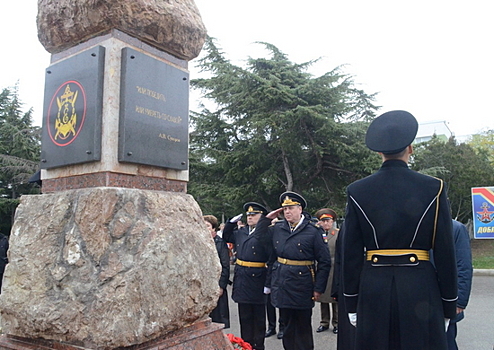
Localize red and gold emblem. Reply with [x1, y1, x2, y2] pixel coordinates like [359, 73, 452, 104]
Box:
[47, 80, 87, 146]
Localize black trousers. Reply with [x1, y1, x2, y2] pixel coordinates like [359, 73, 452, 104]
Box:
[279, 308, 314, 350]
[238, 303, 266, 350]
[266, 294, 284, 331]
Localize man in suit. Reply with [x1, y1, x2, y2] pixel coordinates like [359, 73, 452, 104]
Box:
[342, 110, 458, 349]
[261, 192, 331, 350]
[223, 202, 272, 350]
[447, 220, 473, 350]
[314, 208, 339, 334]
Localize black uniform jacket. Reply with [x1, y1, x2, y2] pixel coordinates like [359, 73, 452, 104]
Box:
[261, 216, 331, 310]
[342, 160, 457, 348]
[223, 217, 273, 304]
[331, 224, 356, 350]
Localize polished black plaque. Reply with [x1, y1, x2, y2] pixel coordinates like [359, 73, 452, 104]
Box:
[119, 48, 189, 170]
[40, 46, 105, 169]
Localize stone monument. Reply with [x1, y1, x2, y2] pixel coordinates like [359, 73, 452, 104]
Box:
[0, 1, 233, 349]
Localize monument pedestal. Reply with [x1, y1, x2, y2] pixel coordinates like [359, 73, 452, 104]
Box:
[0, 2, 225, 349]
[0, 188, 222, 348]
[0, 319, 234, 350]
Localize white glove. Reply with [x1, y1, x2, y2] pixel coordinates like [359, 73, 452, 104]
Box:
[263, 287, 271, 294]
[230, 214, 243, 223]
[444, 318, 450, 332]
[348, 313, 357, 327]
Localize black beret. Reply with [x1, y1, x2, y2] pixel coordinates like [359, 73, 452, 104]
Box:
[365, 110, 418, 154]
[243, 202, 268, 215]
[279, 191, 307, 210]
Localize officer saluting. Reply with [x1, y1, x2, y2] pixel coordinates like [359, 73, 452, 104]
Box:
[261, 192, 331, 350]
[223, 202, 272, 350]
[342, 110, 458, 349]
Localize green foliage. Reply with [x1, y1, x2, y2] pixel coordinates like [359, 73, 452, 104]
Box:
[471, 240, 494, 269]
[0, 85, 41, 235]
[473, 255, 494, 269]
[411, 135, 494, 222]
[189, 37, 380, 219]
[468, 129, 494, 166]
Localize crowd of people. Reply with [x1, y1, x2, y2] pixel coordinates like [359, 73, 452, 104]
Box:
[203, 110, 473, 350]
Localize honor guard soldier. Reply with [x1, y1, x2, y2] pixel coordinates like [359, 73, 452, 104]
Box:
[342, 110, 458, 350]
[260, 192, 331, 350]
[223, 202, 272, 350]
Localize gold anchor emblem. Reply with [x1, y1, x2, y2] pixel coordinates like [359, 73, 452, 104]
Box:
[54, 84, 78, 140]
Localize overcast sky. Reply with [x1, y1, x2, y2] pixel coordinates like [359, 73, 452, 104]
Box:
[1, 0, 493, 138]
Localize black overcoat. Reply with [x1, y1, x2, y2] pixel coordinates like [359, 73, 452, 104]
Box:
[210, 235, 230, 328]
[331, 225, 356, 350]
[0, 234, 8, 292]
[223, 218, 273, 304]
[263, 216, 331, 310]
[342, 159, 457, 350]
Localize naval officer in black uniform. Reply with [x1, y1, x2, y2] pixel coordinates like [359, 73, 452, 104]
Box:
[342, 110, 458, 350]
[261, 192, 331, 350]
[223, 202, 272, 350]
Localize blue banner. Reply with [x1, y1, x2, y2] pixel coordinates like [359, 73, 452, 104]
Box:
[471, 187, 494, 239]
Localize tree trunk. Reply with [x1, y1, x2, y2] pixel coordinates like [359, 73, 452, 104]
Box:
[282, 149, 294, 191]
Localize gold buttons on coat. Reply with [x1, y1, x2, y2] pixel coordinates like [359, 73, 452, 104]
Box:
[373, 257, 378, 263]
[410, 256, 416, 263]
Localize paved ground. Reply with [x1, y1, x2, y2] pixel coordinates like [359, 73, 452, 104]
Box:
[457, 274, 494, 350]
[222, 270, 494, 350]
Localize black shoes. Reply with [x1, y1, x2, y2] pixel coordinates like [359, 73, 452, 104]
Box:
[265, 328, 276, 337]
[277, 330, 284, 339]
[316, 325, 329, 333]
[333, 326, 338, 334]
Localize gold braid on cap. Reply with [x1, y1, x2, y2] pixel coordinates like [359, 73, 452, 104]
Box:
[282, 196, 300, 207]
[246, 206, 262, 214]
[319, 213, 334, 220]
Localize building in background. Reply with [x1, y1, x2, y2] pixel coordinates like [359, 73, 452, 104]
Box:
[414, 121, 452, 143]
[414, 120, 472, 144]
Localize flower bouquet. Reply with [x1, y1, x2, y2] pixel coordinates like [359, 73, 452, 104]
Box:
[226, 333, 252, 350]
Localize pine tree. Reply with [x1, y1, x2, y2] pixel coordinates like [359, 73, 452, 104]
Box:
[0, 85, 41, 235]
[189, 37, 380, 218]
